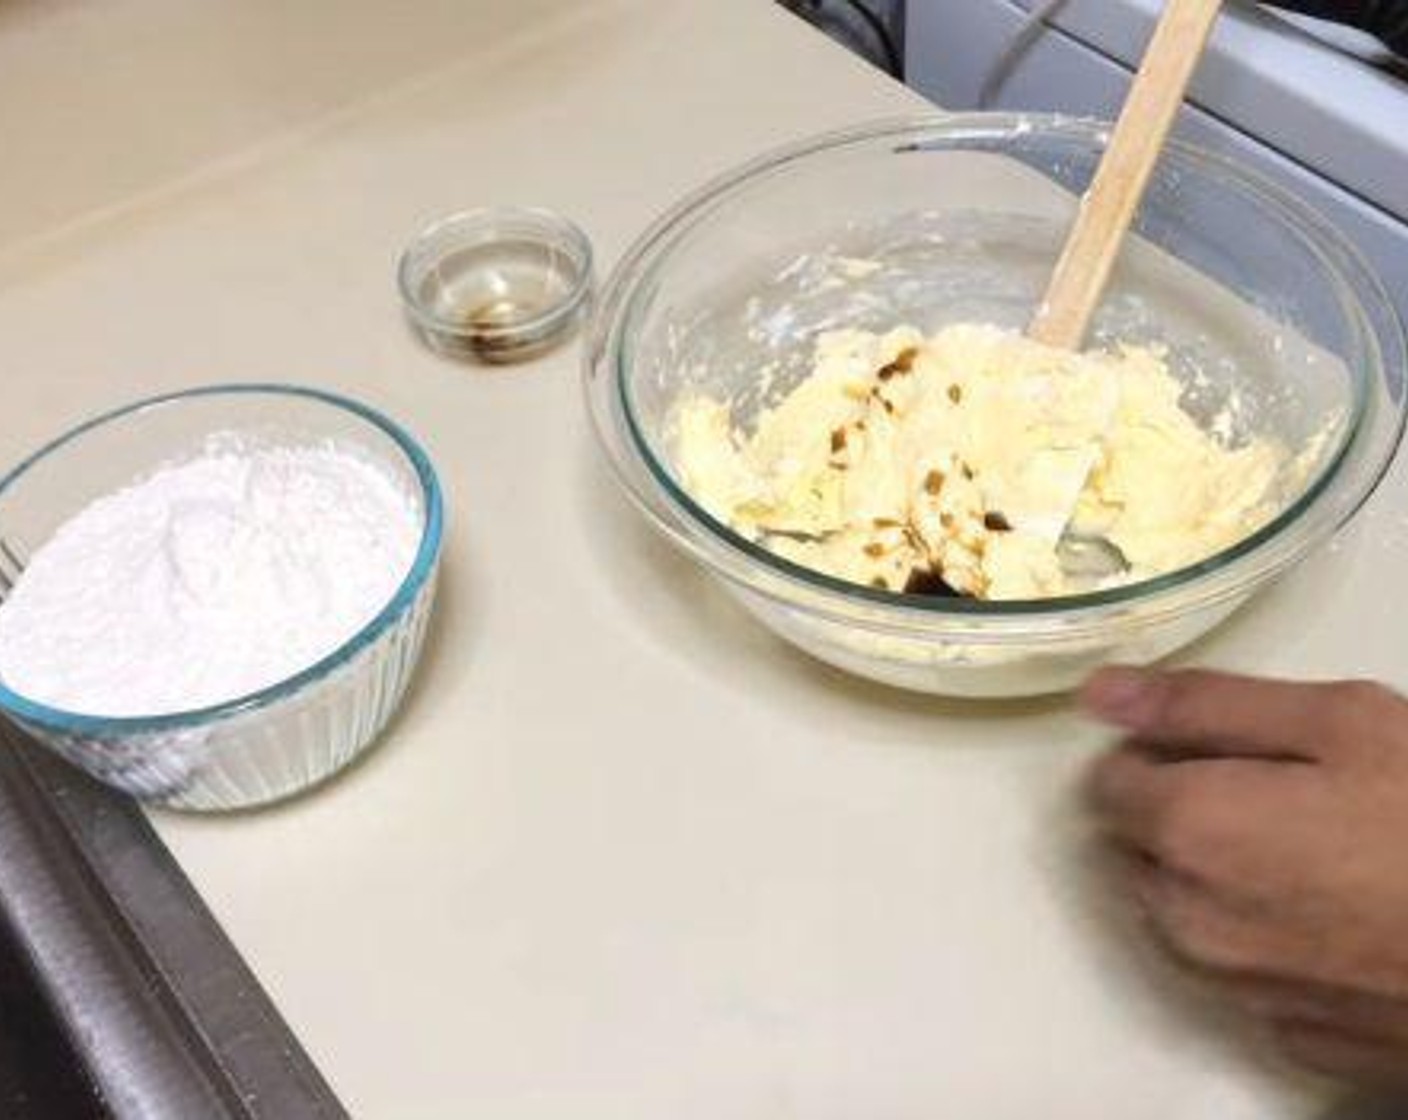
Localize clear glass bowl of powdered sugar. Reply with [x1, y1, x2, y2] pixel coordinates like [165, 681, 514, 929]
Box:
[0, 384, 443, 810]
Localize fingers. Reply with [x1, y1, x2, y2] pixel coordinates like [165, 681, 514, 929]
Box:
[1269, 1019, 1408, 1088]
[1120, 853, 1285, 974]
[1116, 857, 1408, 1084]
[1088, 744, 1301, 883]
[1085, 667, 1408, 1085]
[1224, 973, 1408, 1043]
[1080, 666, 1383, 761]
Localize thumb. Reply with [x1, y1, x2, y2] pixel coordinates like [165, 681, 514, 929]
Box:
[1080, 666, 1334, 761]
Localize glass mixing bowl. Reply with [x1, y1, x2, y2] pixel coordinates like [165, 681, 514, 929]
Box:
[586, 115, 1407, 698]
[0, 385, 443, 809]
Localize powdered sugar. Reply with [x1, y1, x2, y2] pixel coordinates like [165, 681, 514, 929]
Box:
[0, 440, 420, 717]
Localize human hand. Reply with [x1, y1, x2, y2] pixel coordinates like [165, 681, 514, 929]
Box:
[1083, 667, 1408, 1087]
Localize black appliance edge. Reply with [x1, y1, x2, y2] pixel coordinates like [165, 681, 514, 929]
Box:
[0, 722, 347, 1119]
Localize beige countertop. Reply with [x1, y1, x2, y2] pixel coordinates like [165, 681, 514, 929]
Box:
[2, 1, 1403, 1115]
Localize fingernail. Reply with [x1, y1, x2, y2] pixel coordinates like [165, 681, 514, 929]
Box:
[1081, 667, 1157, 729]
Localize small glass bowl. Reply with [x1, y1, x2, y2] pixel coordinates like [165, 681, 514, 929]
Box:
[398, 207, 594, 363]
[0, 385, 444, 810]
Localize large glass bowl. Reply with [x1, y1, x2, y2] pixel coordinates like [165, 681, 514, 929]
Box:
[586, 115, 1406, 698]
[0, 385, 443, 809]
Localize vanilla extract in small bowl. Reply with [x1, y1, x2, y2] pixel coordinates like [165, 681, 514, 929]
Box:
[398, 207, 593, 364]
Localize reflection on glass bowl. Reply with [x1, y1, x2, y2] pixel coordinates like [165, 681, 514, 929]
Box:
[585, 115, 1407, 698]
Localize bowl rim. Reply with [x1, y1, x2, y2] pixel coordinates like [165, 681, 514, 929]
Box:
[396, 204, 595, 343]
[589, 112, 1407, 635]
[0, 383, 445, 734]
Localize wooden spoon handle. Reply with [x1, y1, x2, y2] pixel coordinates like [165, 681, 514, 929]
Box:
[1028, 0, 1223, 351]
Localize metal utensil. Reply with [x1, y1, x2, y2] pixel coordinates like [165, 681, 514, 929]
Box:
[1056, 530, 1130, 580]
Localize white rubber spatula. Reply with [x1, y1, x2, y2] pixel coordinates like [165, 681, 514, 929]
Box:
[1022, 0, 1224, 573]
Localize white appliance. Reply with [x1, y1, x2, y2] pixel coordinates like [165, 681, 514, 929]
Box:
[905, 0, 1408, 332]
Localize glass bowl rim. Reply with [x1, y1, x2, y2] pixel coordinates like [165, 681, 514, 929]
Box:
[0, 382, 445, 734]
[396, 204, 595, 342]
[594, 112, 1404, 626]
